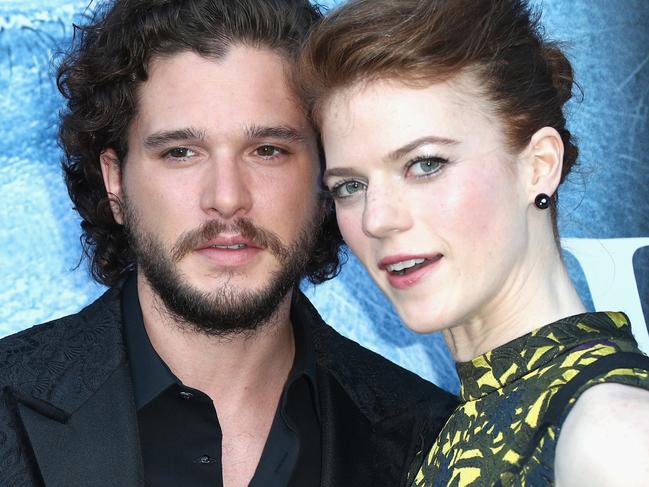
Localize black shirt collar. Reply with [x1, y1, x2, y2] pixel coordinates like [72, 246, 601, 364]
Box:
[122, 274, 176, 409]
[121, 273, 319, 412]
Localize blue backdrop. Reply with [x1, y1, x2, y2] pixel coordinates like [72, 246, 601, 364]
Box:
[1, 0, 648, 394]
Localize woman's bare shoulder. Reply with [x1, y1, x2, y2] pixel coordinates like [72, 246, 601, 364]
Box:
[554, 382, 649, 486]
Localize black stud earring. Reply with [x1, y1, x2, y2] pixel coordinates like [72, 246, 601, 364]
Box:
[534, 193, 551, 210]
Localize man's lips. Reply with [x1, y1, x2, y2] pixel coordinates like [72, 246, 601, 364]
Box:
[193, 235, 264, 267]
[196, 236, 261, 251]
[171, 218, 286, 263]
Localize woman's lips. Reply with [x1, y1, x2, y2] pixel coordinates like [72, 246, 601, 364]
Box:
[380, 254, 443, 290]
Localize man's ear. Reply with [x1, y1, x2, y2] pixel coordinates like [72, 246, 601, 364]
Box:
[99, 148, 125, 224]
[523, 126, 564, 204]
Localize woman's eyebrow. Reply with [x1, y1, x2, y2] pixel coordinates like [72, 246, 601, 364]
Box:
[323, 135, 459, 182]
[322, 166, 364, 182]
[386, 135, 459, 161]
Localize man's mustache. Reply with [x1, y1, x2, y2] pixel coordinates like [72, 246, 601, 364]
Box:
[171, 218, 288, 263]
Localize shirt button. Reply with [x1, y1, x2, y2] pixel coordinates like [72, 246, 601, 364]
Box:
[194, 455, 216, 464]
[179, 391, 193, 400]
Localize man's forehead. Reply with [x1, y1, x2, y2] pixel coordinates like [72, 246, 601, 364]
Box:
[142, 47, 292, 91]
[131, 48, 312, 141]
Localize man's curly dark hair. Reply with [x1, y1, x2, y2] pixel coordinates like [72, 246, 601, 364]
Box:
[57, 0, 344, 288]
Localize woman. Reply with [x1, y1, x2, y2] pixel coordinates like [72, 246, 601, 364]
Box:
[298, 0, 649, 484]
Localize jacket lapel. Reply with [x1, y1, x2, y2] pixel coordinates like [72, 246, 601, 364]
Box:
[319, 370, 433, 487]
[15, 363, 143, 487]
[2, 288, 145, 486]
[300, 291, 457, 487]
[318, 371, 375, 487]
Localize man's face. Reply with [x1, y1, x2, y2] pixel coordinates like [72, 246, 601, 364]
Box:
[102, 47, 322, 334]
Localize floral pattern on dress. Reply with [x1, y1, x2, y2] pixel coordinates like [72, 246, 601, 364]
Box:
[409, 312, 649, 487]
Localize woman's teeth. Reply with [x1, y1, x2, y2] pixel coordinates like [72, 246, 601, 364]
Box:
[386, 258, 427, 274]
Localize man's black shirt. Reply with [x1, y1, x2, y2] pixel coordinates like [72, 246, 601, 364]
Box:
[121, 275, 322, 486]
[0, 279, 458, 486]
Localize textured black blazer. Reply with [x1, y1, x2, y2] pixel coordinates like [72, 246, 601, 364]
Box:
[0, 287, 457, 487]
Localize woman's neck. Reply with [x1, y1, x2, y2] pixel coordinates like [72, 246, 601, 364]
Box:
[444, 244, 587, 362]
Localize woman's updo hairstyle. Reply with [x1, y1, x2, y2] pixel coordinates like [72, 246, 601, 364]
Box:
[298, 0, 578, 227]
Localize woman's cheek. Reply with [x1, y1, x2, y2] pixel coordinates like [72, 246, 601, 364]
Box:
[336, 206, 366, 252]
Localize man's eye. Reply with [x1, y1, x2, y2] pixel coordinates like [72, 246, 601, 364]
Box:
[330, 180, 366, 199]
[255, 145, 284, 158]
[165, 147, 196, 159]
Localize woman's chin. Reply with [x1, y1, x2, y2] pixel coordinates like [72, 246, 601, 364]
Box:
[398, 308, 450, 335]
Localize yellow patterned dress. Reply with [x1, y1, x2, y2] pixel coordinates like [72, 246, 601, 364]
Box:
[409, 312, 649, 486]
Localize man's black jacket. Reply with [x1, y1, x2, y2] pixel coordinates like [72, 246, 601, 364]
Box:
[0, 287, 457, 487]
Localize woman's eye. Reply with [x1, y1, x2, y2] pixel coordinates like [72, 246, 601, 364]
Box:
[255, 145, 284, 158]
[407, 157, 446, 177]
[165, 147, 196, 160]
[331, 180, 366, 199]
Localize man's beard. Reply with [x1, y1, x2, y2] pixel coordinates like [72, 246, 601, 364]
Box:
[122, 199, 320, 337]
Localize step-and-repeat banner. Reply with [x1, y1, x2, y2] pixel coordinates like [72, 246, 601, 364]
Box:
[1, 0, 647, 393]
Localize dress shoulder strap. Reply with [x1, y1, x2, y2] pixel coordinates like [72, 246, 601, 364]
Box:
[541, 351, 649, 428]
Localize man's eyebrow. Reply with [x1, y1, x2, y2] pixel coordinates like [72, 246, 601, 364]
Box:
[244, 124, 307, 143]
[387, 135, 459, 161]
[143, 127, 206, 150]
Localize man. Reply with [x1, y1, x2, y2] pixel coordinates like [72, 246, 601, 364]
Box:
[0, 1, 456, 486]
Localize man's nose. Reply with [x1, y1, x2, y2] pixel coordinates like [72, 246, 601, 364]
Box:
[200, 156, 253, 219]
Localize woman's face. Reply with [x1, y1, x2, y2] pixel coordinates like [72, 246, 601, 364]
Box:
[320, 75, 531, 333]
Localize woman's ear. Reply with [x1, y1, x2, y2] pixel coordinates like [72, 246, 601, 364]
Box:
[523, 126, 564, 204]
[99, 148, 125, 224]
